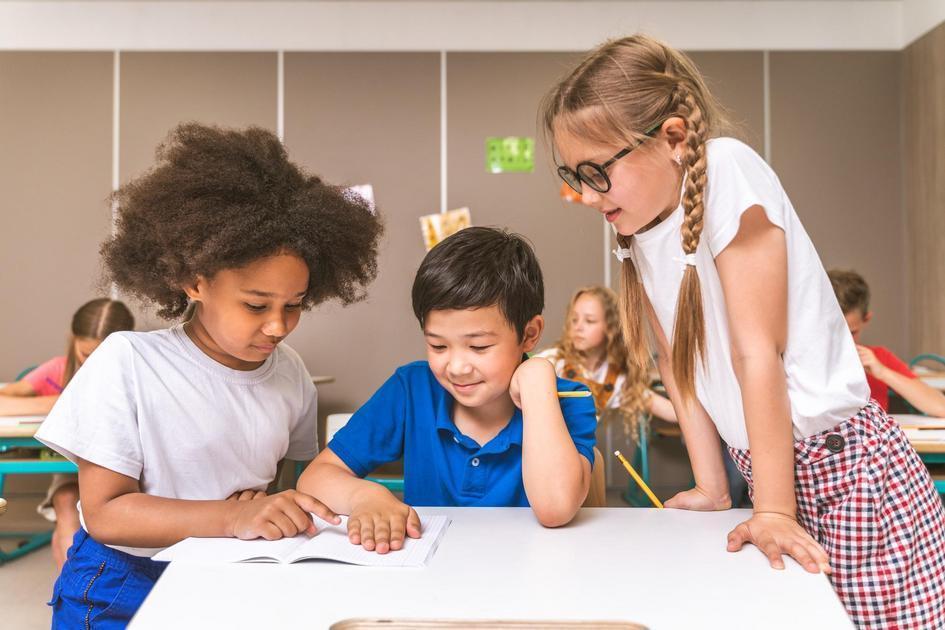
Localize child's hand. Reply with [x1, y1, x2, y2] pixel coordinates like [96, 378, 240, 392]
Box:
[228, 489, 340, 541]
[856, 345, 885, 377]
[509, 357, 557, 409]
[664, 487, 731, 511]
[227, 489, 267, 501]
[727, 511, 832, 574]
[348, 488, 422, 554]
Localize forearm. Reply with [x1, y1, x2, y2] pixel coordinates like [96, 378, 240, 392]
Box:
[83, 493, 241, 548]
[878, 368, 945, 417]
[297, 455, 395, 515]
[657, 357, 728, 500]
[521, 385, 588, 527]
[734, 354, 796, 516]
[646, 389, 677, 422]
[0, 394, 58, 416]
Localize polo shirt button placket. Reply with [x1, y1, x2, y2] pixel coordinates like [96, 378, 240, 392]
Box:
[471, 457, 480, 467]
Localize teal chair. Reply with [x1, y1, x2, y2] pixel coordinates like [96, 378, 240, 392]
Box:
[13, 365, 36, 382]
[909, 353, 945, 372]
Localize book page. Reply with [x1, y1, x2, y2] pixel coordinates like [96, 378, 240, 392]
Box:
[153, 533, 305, 564]
[153, 514, 451, 566]
[287, 515, 450, 567]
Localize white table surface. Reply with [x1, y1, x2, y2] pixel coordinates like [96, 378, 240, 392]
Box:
[130, 507, 851, 630]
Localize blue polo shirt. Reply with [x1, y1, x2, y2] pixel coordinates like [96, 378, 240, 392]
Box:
[328, 361, 597, 507]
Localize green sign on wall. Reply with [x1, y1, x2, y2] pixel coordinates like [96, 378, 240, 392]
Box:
[485, 136, 535, 173]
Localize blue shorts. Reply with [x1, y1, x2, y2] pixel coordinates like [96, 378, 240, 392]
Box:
[49, 528, 168, 629]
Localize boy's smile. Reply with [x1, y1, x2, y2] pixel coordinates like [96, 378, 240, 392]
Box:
[424, 305, 543, 436]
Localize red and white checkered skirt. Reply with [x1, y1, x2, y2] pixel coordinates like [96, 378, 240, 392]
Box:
[728, 401, 945, 629]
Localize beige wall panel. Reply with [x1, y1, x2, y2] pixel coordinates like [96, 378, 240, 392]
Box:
[118, 52, 277, 329]
[284, 53, 440, 425]
[688, 51, 765, 154]
[0, 52, 112, 380]
[446, 52, 589, 350]
[771, 52, 904, 356]
[904, 22, 945, 358]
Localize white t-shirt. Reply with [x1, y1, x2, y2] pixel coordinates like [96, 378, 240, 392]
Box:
[629, 137, 869, 450]
[36, 325, 318, 556]
[535, 348, 627, 410]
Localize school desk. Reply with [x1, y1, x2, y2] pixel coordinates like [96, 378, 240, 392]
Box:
[895, 414, 945, 494]
[130, 507, 852, 630]
[0, 414, 76, 563]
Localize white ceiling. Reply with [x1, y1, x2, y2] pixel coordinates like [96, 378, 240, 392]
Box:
[0, 1, 941, 51]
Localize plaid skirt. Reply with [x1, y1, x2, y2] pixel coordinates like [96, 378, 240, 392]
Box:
[728, 401, 945, 629]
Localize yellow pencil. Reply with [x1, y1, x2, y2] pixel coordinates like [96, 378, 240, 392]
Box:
[556, 391, 592, 398]
[614, 450, 664, 508]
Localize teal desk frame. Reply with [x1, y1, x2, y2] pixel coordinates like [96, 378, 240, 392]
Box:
[0, 435, 76, 564]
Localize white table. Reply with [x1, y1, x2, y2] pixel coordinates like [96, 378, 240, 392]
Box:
[131, 507, 851, 630]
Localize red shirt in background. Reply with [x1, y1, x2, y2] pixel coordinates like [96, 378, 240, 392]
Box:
[865, 346, 916, 411]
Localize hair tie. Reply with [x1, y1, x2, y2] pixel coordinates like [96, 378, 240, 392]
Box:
[672, 253, 697, 267]
[612, 247, 633, 263]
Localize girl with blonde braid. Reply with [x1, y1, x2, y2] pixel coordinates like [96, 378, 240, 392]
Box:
[541, 34, 944, 628]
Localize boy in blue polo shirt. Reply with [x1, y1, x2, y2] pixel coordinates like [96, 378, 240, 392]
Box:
[299, 227, 597, 553]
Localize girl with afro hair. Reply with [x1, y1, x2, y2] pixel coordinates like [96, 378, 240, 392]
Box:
[37, 122, 383, 627]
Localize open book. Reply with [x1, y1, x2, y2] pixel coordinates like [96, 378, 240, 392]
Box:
[152, 515, 450, 567]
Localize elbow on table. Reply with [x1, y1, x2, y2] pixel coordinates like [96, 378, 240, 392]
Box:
[531, 501, 580, 528]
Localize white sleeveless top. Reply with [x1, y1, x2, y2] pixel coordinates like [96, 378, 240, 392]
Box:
[629, 138, 869, 450]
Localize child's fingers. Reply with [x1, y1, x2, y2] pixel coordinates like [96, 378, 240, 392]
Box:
[373, 519, 391, 555]
[258, 522, 284, 541]
[389, 518, 407, 551]
[759, 535, 784, 570]
[347, 516, 362, 544]
[805, 539, 833, 574]
[282, 501, 316, 536]
[359, 519, 376, 551]
[269, 510, 301, 538]
[239, 490, 258, 501]
[788, 542, 819, 573]
[406, 508, 422, 539]
[292, 491, 340, 525]
[726, 523, 749, 551]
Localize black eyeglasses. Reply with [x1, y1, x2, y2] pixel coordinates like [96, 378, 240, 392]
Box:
[557, 123, 662, 194]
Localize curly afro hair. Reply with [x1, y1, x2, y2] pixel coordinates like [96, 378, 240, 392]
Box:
[101, 123, 384, 319]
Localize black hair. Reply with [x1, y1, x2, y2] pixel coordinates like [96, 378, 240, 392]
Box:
[101, 123, 383, 319]
[411, 226, 544, 340]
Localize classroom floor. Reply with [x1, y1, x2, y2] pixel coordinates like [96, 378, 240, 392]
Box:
[0, 431, 695, 629]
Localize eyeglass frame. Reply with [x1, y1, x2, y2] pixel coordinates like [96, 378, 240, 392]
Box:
[556, 121, 664, 195]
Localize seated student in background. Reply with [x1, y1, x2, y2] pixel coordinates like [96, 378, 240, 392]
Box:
[829, 269, 945, 417]
[0, 297, 134, 569]
[299, 227, 597, 553]
[36, 123, 382, 627]
[536, 286, 753, 507]
[536, 285, 676, 425]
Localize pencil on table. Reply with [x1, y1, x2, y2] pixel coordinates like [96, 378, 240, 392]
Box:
[614, 450, 664, 508]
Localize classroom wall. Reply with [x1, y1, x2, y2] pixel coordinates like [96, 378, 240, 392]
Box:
[903, 20, 945, 358]
[0, 49, 916, 421]
[770, 52, 905, 354]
